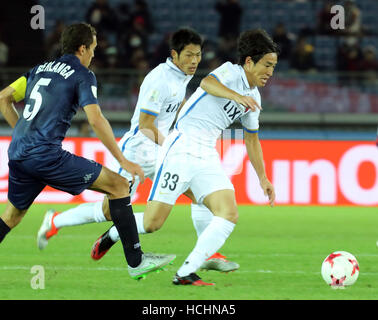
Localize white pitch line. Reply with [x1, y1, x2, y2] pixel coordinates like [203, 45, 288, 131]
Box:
[231, 253, 378, 258]
[1, 265, 378, 276]
[3, 252, 378, 258]
[0, 265, 127, 271]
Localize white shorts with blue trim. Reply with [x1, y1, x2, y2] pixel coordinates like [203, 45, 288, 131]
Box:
[109, 134, 159, 197]
[148, 130, 234, 205]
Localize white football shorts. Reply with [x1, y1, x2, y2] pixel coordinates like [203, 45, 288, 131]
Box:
[109, 139, 158, 197]
[148, 130, 234, 205]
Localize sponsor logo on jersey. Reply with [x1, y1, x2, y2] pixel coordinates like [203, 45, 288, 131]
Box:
[223, 101, 243, 121]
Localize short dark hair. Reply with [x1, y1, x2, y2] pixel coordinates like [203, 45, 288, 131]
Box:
[61, 23, 97, 55]
[237, 29, 279, 65]
[170, 28, 203, 55]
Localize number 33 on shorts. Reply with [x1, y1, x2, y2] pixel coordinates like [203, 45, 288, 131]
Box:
[160, 172, 179, 191]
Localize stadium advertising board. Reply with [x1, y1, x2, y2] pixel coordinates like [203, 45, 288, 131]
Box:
[0, 137, 376, 206]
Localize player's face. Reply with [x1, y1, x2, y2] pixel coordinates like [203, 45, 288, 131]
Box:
[172, 44, 202, 75]
[82, 36, 97, 68]
[244, 53, 277, 87]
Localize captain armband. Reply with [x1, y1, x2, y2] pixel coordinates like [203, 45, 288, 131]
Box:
[9, 76, 27, 102]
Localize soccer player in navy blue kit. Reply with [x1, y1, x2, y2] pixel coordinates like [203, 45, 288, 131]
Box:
[0, 23, 175, 279]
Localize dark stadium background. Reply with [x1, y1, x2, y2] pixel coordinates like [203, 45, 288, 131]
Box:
[0, 0, 377, 139]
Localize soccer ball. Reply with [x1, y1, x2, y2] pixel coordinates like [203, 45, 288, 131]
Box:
[321, 251, 359, 289]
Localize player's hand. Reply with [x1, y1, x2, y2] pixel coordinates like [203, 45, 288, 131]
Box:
[260, 177, 275, 207]
[120, 159, 145, 185]
[233, 94, 262, 112]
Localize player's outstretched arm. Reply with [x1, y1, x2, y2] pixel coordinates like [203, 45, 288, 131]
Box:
[83, 104, 145, 184]
[244, 130, 275, 207]
[0, 86, 19, 128]
[200, 75, 261, 111]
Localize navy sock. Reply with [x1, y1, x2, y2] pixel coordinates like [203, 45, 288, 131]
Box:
[0, 218, 11, 243]
[109, 197, 142, 268]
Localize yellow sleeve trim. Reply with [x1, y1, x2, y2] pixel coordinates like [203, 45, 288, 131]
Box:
[9, 76, 27, 102]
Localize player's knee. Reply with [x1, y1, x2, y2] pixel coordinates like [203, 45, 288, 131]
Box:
[116, 177, 130, 196]
[215, 210, 238, 224]
[109, 175, 130, 198]
[143, 217, 163, 233]
[144, 223, 158, 233]
[226, 211, 238, 224]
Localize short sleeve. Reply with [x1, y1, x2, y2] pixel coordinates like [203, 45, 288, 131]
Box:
[240, 90, 261, 132]
[136, 77, 168, 116]
[240, 109, 260, 133]
[77, 71, 99, 108]
[208, 62, 238, 87]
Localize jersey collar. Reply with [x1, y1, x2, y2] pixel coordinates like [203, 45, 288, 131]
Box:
[166, 58, 193, 82]
[61, 54, 83, 68]
[239, 65, 251, 89]
[63, 54, 79, 62]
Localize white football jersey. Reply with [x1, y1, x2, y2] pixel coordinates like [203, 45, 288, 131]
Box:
[117, 58, 193, 166]
[175, 61, 261, 149]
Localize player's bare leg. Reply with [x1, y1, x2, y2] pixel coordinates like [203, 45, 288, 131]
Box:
[102, 196, 111, 220]
[92, 200, 175, 266]
[185, 190, 240, 273]
[142, 200, 174, 233]
[0, 201, 27, 243]
[40, 167, 174, 279]
[173, 189, 237, 286]
[91, 188, 238, 273]
[90, 167, 176, 279]
[91, 198, 176, 277]
[1, 201, 28, 229]
[91, 196, 143, 260]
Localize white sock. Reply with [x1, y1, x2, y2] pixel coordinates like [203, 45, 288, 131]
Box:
[93, 201, 107, 223]
[134, 212, 146, 234]
[108, 225, 119, 242]
[177, 216, 235, 277]
[54, 202, 105, 228]
[108, 212, 146, 242]
[191, 203, 213, 237]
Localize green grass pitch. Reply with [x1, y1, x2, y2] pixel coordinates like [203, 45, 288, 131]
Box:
[0, 203, 377, 300]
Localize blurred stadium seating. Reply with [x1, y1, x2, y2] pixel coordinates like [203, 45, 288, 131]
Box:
[37, 0, 378, 62]
[0, 0, 377, 139]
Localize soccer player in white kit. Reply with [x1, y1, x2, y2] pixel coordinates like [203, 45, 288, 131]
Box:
[131, 29, 278, 286]
[37, 28, 239, 272]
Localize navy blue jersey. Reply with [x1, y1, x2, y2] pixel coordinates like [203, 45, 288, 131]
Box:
[8, 54, 98, 160]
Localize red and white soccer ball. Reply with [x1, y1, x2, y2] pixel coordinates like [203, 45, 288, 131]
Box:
[321, 251, 359, 289]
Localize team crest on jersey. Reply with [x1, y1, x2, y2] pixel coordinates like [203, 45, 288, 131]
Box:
[219, 68, 229, 78]
[148, 89, 160, 102]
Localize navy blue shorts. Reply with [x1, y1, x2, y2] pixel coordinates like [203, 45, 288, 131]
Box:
[8, 150, 102, 210]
